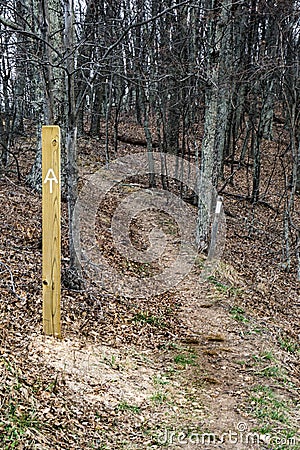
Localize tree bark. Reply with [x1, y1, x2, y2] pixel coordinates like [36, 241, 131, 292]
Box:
[63, 0, 84, 289]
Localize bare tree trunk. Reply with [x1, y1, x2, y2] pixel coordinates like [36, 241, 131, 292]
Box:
[26, 0, 55, 191]
[0, 40, 11, 167]
[89, 76, 104, 136]
[13, 0, 28, 134]
[197, 0, 231, 248]
[140, 86, 156, 187]
[63, 0, 84, 289]
[197, 67, 218, 248]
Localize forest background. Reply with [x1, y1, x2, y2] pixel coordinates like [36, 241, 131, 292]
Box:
[0, 1, 300, 449]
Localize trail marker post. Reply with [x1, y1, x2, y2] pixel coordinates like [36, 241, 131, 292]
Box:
[42, 125, 61, 337]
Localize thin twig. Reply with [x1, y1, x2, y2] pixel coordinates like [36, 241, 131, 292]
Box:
[0, 260, 25, 301]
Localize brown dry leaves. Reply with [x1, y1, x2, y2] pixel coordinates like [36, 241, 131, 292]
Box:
[0, 124, 300, 449]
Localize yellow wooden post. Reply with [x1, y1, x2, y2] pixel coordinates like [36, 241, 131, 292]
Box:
[42, 125, 61, 337]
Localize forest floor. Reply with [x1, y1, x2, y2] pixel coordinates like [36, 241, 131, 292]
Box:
[0, 120, 300, 449]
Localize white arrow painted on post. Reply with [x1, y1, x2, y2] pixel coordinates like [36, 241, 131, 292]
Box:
[43, 168, 58, 194]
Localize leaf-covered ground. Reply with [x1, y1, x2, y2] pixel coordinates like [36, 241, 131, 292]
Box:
[0, 122, 300, 449]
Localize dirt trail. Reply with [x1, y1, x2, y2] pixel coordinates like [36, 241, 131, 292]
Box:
[1, 175, 299, 449]
[25, 264, 300, 450]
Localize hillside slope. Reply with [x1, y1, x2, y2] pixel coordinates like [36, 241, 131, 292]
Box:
[0, 126, 299, 449]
